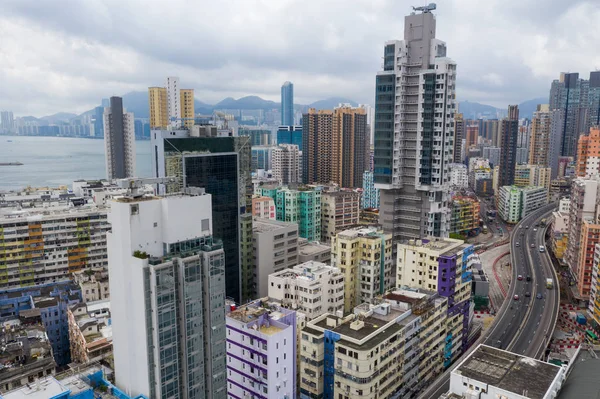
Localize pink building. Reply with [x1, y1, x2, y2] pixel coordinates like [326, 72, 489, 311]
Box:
[252, 196, 276, 220]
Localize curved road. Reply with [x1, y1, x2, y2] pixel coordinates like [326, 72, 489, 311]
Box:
[418, 203, 559, 399]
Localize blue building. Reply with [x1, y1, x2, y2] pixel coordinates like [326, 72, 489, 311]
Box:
[361, 171, 380, 209]
[281, 81, 294, 125]
[277, 125, 303, 151]
[251, 146, 274, 171]
[0, 282, 82, 366]
[93, 106, 104, 138]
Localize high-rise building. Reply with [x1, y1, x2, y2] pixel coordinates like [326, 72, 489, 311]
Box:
[268, 262, 344, 320]
[274, 186, 322, 241]
[108, 186, 227, 399]
[498, 105, 519, 187]
[276, 125, 303, 150]
[361, 170, 380, 209]
[396, 238, 475, 358]
[251, 145, 274, 171]
[0, 111, 14, 131]
[252, 217, 299, 298]
[272, 144, 300, 185]
[281, 81, 294, 125]
[320, 190, 360, 243]
[549, 72, 600, 159]
[151, 130, 252, 303]
[465, 125, 479, 149]
[576, 127, 600, 177]
[302, 107, 368, 188]
[149, 77, 195, 129]
[482, 146, 501, 167]
[454, 113, 465, 163]
[252, 196, 276, 219]
[529, 104, 552, 167]
[513, 164, 552, 194]
[226, 299, 297, 399]
[359, 103, 376, 146]
[331, 226, 394, 311]
[103, 96, 135, 180]
[374, 6, 456, 241]
[449, 163, 469, 188]
[450, 196, 481, 236]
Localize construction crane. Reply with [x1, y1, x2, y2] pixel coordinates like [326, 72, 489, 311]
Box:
[412, 3, 436, 13]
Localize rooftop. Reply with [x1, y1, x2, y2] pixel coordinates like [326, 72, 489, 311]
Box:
[337, 226, 385, 240]
[0, 377, 68, 399]
[454, 344, 562, 399]
[400, 237, 464, 253]
[227, 299, 295, 336]
[270, 262, 340, 282]
[253, 217, 296, 233]
[299, 241, 330, 256]
[558, 347, 600, 398]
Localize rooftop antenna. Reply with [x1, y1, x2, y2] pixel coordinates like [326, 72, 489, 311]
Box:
[412, 3, 436, 13]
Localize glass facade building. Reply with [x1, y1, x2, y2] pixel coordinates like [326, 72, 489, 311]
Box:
[281, 81, 294, 125]
[277, 125, 303, 151]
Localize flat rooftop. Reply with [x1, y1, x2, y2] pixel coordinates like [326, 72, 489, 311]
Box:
[1, 377, 68, 399]
[558, 348, 600, 398]
[299, 242, 330, 255]
[400, 237, 464, 253]
[253, 217, 294, 232]
[454, 344, 561, 399]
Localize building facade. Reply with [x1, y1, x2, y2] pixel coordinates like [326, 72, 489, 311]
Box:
[320, 190, 361, 243]
[331, 226, 394, 312]
[252, 196, 276, 220]
[449, 163, 469, 189]
[272, 144, 300, 185]
[226, 300, 297, 399]
[67, 299, 112, 365]
[276, 125, 303, 150]
[149, 77, 195, 129]
[498, 105, 519, 187]
[497, 185, 548, 223]
[268, 261, 344, 320]
[374, 7, 456, 241]
[577, 126, 600, 177]
[529, 104, 551, 167]
[103, 96, 135, 180]
[107, 188, 227, 399]
[252, 218, 299, 298]
[361, 171, 380, 209]
[396, 238, 474, 359]
[450, 196, 481, 237]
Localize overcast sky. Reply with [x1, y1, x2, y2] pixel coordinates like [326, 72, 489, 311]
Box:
[1, 0, 599, 116]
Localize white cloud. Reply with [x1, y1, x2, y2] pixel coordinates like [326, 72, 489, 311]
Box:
[0, 0, 598, 115]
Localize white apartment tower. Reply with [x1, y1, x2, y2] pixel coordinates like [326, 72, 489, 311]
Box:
[272, 144, 300, 185]
[268, 261, 345, 320]
[107, 183, 227, 399]
[104, 96, 136, 180]
[166, 76, 181, 126]
[374, 5, 456, 242]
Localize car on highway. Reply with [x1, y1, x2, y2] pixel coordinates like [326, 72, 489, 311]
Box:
[531, 243, 535, 248]
[536, 293, 543, 299]
[526, 275, 531, 281]
[513, 294, 519, 300]
[526, 225, 529, 229]
[533, 228, 538, 232]
[517, 275, 523, 281]
[525, 292, 531, 297]
[516, 242, 520, 247]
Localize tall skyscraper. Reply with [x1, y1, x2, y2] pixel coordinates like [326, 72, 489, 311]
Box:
[103, 96, 135, 180]
[498, 105, 519, 187]
[152, 130, 252, 303]
[549, 72, 600, 159]
[92, 106, 104, 138]
[281, 81, 294, 125]
[374, 5, 456, 240]
[576, 127, 600, 177]
[529, 104, 551, 167]
[302, 106, 367, 188]
[149, 77, 195, 129]
[454, 113, 465, 163]
[108, 184, 227, 399]
[465, 125, 479, 149]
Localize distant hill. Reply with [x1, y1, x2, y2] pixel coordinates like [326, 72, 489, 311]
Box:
[213, 95, 279, 110]
[309, 97, 358, 110]
[518, 97, 548, 119]
[40, 112, 77, 123]
[458, 101, 503, 119]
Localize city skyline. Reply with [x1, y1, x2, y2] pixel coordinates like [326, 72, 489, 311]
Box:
[1, 1, 599, 115]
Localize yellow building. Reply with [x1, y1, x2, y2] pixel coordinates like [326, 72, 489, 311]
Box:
[514, 164, 551, 195]
[180, 89, 195, 128]
[148, 77, 194, 129]
[148, 86, 168, 129]
[300, 289, 448, 398]
[331, 226, 394, 312]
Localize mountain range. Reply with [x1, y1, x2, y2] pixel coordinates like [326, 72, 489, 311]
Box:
[27, 93, 547, 123]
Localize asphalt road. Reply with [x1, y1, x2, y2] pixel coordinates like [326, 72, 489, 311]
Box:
[418, 203, 559, 399]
